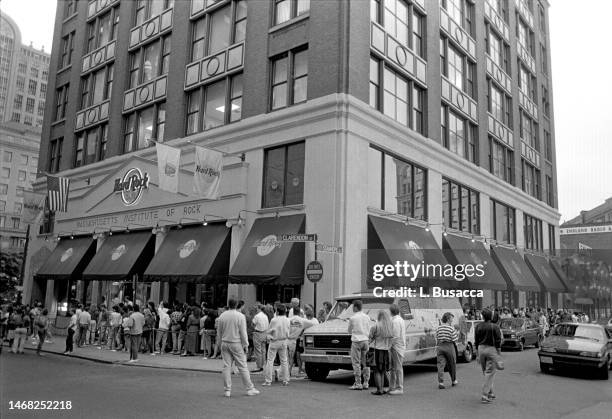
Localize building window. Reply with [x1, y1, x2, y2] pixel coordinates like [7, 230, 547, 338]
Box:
[124, 103, 166, 153]
[16, 76, 25, 92]
[135, 0, 174, 26]
[54, 84, 70, 121]
[80, 65, 114, 109]
[487, 80, 511, 125]
[14, 203, 22, 214]
[490, 199, 515, 244]
[442, 178, 479, 234]
[74, 124, 108, 168]
[60, 31, 75, 68]
[271, 47, 308, 110]
[0, 184, 7, 194]
[3, 151, 12, 163]
[518, 64, 536, 101]
[441, 106, 477, 163]
[274, 0, 310, 26]
[42, 70, 48, 81]
[14, 94, 23, 110]
[524, 213, 543, 251]
[440, 37, 476, 99]
[48, 137, 63, 173]
[37, 101, 45, 116]
[11, 217, 20, 229]
[129, 36, 171, 89]
[64, 0, 77, 18]
[441, 0, 474, 36]
[489, 137, 513, 184]
[24, 116, 33, 126]
[519, 110, 538, 150]
[18, 63, 26, 74]
[0, 216, 4, 227]
[19, 154, 28, 166]
[369, 57, 426, 134]
[548, 224, 555, 253]
[17, 170, 26, 182]
[186, 73, 242, 135]
[86, 8, 119, 53]
[40, 83, 47, 98]
[541, 84, 550, 118]
[10, 113, 21, 123]
[367, 146, 427, 220]
[521, 159, 540, 199]
[545, 175, 553, 206]
[517, 18, 535, 56]
[262, 141, 305, 208]
[191, 0, 247, 62]
[25, 98, 35, 114]
[1, 168, 10, 179]
[27, 80, 37, 96]
[486, 26, 511, 73]
[0, 201, 5, 211]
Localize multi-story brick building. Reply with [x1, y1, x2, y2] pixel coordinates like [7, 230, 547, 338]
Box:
[28, 0, 566, 314]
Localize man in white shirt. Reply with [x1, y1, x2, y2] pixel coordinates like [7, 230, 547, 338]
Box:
[155, 302, 171, 354]
[77, 307, 91, 348]
[348, 300, 371, 390]
[389, 304, 406, 395]
[287, 308, 317, 377]
[251, 304, 269, 372]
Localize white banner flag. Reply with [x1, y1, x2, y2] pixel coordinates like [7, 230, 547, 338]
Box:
[193, 146, 223, 199]
[22, 191, 46, 224]
[156, 142, 181, 193]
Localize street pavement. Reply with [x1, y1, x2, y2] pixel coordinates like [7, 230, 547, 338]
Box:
[1, 345, 611, 419]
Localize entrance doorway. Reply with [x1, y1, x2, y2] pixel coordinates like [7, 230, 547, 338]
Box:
[258, 285, 301, 305]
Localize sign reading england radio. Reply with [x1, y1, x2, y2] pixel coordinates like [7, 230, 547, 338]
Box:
[113, 168, 150, 206]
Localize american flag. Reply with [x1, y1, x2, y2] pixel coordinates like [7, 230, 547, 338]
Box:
[47, 175, 70, 212]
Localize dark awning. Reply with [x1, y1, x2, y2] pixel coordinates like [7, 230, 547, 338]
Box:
[524, 254, 568, 294]
[367, 215, 460, 289]
[34, 237, 97, 281]
[490, 246, 540, 292]
[143, 223, 230, 283]
[442, 234, 507, 290]
[82, 231, 155, 281]
[229, 214, 305, 285]
[550, 259, 573, 293]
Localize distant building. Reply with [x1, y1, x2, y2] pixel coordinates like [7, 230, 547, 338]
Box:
[0, 12, 50, 126]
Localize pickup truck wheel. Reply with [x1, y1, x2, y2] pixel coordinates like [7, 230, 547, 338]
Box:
[304, 363, 330, 381]
[540, 363, 550, 374]
[461, 344, 473, 363]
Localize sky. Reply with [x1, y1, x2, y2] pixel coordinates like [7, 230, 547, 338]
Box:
[0, 0, 610, 223]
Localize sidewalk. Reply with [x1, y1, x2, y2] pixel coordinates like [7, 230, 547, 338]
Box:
[12, 338, 259, 373]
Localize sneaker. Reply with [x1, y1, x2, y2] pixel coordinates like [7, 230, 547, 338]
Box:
[362, 384, 369, 390]
[127, 359, 136, 363]
[262, 382, 272, 386]
[111, 349, 117, 352]
[349, 383, 363, 390]
[282, 381, 289, 386]
[438, 382, 445, 389]
[224, 391, 231, 398]
[452, 380, 459, 386]
[488, 393, 496, 400]
[150, 353, 156, 356]
[481, 396, 492, 404]
[389, 389, 404, 395]
[154, 351, 161, 354]
[246, 388, 260, 396]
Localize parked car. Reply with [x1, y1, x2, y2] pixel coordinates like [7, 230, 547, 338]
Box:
[538, 322, 612, 380]
[499, 318, 542, 350]
[460, 319, 482, 362]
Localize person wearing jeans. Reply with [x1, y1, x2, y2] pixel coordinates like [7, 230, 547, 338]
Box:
[107, 306, 122, 350]
[77, 307, 91, 348]
[217, 299, 259, 397]
[127, 304, 145, 362]
[389, 304, 406, 395]
[435, 312, 458, 389]
[348, 300, 372, 390]
[475, 309, 503, 403]
[64, 310, 77, 354]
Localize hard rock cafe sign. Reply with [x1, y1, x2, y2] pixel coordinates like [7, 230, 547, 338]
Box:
[113, 168, 150, 207]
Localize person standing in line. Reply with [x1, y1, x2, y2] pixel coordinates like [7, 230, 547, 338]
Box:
[121, 307, 132, 352]
[88, 305, 98, 345]
[348, 300, 372, 390]
[35, 309, 49, 356]
[436, 312, 459, 389]
[64, 309, 77, 354]
[217, 298, 260, 397]
[77, 307, 91, 348]
[252, 304, 269, 372]
[263, 304, 290, 386]
[388, 304, 406, 395]
[73, 304, 83, 345]
[155, 302, 170, 354]
[183, 307, 200, 356]
[475, 309, 503, 403]
[202, 309, 217, 358]
[127, 304, 145, 362]
[142, 303, 156, 354]
[10, 308, 29, 354]
[369, 310, 393, 395]
[107, 305, 122, 351]
[170, 304, 182, 354]
[97, 305, 109, 348]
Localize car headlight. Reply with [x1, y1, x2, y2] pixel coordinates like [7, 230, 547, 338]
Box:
[578, 351, 601, 358]
[510, 334, 516, 339]
[541, 347, 556, 353]
[305, 336, 314, 345]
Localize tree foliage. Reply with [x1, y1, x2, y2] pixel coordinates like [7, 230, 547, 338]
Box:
[1, 249, 24, 301]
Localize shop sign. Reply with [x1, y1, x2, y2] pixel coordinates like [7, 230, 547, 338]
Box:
[178, 240, 199, 258]
[113, 167, 150, 207]
[560, 225, 612, 235]
[111, 244, 127, 261]
[60, 248, 73, 263]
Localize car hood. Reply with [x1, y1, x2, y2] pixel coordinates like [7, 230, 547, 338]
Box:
[541, 336, 604, 352]
[303, 318, 368, 335]
[500, 327, 522, 333]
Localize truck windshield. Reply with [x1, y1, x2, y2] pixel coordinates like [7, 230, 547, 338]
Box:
[499, 318, 523, 329]
[328, 298, 394, 321]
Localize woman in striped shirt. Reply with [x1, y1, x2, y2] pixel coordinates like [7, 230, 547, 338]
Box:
[436, 312, 458, 389]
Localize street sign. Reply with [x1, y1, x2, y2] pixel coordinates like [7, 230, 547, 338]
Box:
[315, 243, 343, 254]
[277, 233, 317, 242]
[306, 260, 323, 283]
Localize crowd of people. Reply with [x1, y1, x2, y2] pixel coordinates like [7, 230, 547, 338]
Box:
[0, 301, 52, 355]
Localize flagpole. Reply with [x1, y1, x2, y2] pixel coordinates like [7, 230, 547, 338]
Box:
[151, 138, 245, 161]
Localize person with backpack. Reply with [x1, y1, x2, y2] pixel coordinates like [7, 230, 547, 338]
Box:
[11, 308, 29, 354]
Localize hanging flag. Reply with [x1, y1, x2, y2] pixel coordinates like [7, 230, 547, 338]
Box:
[22, 191, 47, 224]
[193, 146, 223, 199]
[156, 142, 181, 193]
[47, 175, 70, 212]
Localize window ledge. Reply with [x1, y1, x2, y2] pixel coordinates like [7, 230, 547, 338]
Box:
[257, 205, 305, 215]
[62, 12, 78, 24]
[57, 64, 72, 75]
[269, 13, 309, 34]
[51, 119, 66, 127]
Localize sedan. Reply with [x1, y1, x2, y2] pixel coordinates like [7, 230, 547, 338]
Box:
[499, 318, 542, 350]
[538, 322, 612, 380]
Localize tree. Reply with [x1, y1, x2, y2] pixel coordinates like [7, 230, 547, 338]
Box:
[0, 249, 23, 302]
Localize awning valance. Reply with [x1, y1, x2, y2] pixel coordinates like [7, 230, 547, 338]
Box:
[82, 231, 155, 281]
[442, 234, 507, 290]
[524, 253, 568, 294]
[229, 214, 305, 285]
[490, 246, 540, 292]
[143, 223, 230, 283]
[34, 237, 96, 281]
